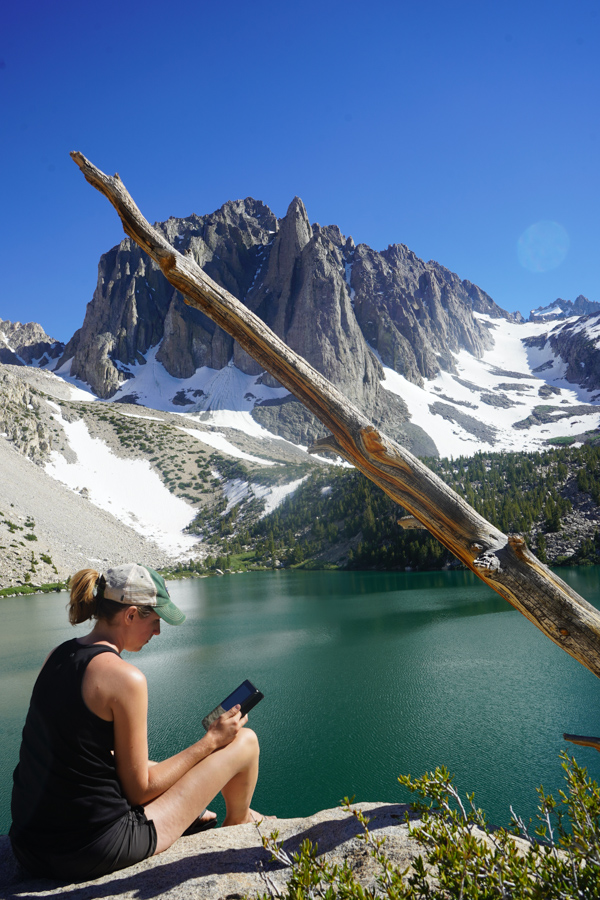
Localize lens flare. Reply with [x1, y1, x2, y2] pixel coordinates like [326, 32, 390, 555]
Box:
[517, 221, 570, 272]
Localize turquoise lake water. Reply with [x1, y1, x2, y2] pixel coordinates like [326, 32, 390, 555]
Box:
[2, 567, 600, 833]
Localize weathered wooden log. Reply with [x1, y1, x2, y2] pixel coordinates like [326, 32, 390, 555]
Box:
[564, 734, 600, 752]
[71, 151, 600, 678]
[398, 516, 426, 530]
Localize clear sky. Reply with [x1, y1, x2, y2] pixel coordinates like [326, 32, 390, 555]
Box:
[1, 0, 598, 342]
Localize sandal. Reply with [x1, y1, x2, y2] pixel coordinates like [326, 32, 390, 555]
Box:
[182, 808, 218, 836]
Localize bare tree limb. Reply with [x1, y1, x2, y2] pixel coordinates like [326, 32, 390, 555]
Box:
[398, 516, 426, 530]
[71, 151, 600, 678]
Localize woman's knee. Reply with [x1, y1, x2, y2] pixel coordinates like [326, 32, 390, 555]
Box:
[234, 726, 259, 760]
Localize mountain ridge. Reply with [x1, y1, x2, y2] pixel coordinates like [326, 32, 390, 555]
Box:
[48, 196, 522, 455]
[4, 193, 600, 460]
[529, 295, 600, 321]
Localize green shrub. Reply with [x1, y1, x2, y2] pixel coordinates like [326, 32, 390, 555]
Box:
[0, 581, 67, 597]
[547, 436, 576, 446]
[253, 753, 600, 899]
[3, 520, 22, 533]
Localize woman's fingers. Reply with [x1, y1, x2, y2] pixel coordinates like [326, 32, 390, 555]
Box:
[228, 706, 248, 727]
[225, 706, 248, 726]
[208, 705, 249, 748]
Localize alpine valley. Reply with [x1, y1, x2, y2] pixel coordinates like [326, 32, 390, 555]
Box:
[2, 196, 600, 588]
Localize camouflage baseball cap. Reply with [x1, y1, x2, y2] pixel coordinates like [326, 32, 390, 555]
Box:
[102, 563, 185, 625]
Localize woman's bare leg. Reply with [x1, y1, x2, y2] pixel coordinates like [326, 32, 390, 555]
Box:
[145, 728, 263, 854]
[148, 759, 216, 825]
[220, 734, 260, 827]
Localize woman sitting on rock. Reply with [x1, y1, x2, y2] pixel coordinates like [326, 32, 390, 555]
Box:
[10, 564, 266, 881]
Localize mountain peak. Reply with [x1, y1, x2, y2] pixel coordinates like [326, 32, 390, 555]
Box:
[0, 318, 63, 367]
[280, 197, 311, 251]
[529, 295, 600, 321]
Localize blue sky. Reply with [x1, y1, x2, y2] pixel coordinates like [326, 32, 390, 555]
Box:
[1, 0, 598, 341]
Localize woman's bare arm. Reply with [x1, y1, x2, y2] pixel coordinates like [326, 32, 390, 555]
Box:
[84, 652, 247, 806]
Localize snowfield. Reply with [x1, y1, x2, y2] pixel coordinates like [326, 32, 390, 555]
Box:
[176, 426, 277, 464]
[46, 317, 600, 463]
[45, 404, 200, 556]
[380, 316, 600, 458]
[43, 314, 600, 470]
[110, 347, 291, 413]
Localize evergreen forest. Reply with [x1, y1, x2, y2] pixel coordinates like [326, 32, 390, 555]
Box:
[175, 443, 600, 575]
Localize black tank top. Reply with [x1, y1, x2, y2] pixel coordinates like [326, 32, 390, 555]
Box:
[10, 638, 131, 853]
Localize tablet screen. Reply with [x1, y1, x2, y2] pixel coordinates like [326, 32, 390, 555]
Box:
[222, 680, 256, 710]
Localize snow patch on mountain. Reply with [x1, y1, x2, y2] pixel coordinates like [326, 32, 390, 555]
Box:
[182, 409, 290, 441]
[176, 426, 277, 465]
[556, 312, 600, 344]
[51, 357, 98, 401]
[379, 316, 600, 457]
[531, 306, 563, 318]
[109, 346, 290, 414]
[45, 404, 199, 556]
[261, 476, 308, 516]
[120, 412, 165, 422]
[221, 475, 308, 518]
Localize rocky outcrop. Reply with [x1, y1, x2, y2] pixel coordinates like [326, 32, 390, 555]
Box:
[550, 316, 600, 393]
[0, 802, 420, 899]
[61, 240, 172, 397]
[0, 367, 54, 461]
[0, 319, 63, 367]
[524, 314, 600, 394]
[348, 244, 511, 385]
[61, 200, 278, 397]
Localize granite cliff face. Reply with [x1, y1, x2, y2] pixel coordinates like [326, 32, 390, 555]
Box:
[61, 199, 278, 396]
[58, 197, 519, 453]
[348, 243, 511, 384]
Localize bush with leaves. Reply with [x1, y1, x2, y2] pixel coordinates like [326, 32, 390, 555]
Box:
[252, 752, 600, 898]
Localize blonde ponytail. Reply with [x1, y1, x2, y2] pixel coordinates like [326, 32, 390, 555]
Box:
[68, 569, 101, 625]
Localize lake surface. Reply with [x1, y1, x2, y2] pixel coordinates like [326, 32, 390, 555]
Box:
[2, 568, 600, 834]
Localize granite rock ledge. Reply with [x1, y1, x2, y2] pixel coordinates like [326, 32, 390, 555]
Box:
[0, 802, 419, 900]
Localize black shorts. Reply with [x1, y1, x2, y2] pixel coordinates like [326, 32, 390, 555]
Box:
[11, 806, 157, 882]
